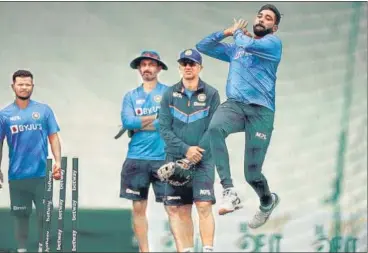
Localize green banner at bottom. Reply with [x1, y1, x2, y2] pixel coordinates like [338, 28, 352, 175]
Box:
[0, 208, 137, 252]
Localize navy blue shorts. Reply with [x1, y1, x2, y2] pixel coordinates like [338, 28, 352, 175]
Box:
[120, 158, 166, 202]
[163, 157, 216, 206]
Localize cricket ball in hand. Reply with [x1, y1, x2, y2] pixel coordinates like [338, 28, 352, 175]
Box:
[53, 169, 61, 180]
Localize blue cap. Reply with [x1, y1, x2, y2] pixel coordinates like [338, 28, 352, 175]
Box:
[130, 50, 168, 70]
[178, 49, 202, 65]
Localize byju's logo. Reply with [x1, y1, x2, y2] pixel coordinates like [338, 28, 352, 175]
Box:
[10, 124, 42, 134]
[135, 106, 160, 116]
[10, 125, 19, 134]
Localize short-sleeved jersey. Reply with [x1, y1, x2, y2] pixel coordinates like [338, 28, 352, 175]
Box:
[0, 100, 60, 180]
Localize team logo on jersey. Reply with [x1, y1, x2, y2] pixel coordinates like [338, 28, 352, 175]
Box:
[184, 50, 192, 56]
[10, 116, 21, 121]
[173, 92, 182, 98]
[197, 94, 206, 102]
[10, 124, 42, 134]
[234, 48, 252, 59]
[10, 125, 19, 134]
[32, 112, 40, 120]
[193, 102, 206, 106]
[135, 108, 143, 116]
[255, 132, 267, 140]
[136, 99, 145, 105]
[154, 95, 162, 103]
[135, 106, 160, 116]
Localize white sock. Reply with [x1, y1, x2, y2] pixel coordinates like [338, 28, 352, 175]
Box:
[17, 249, 27, 253]
[183, 247, 194, 252]
[203, 245, 214, 252]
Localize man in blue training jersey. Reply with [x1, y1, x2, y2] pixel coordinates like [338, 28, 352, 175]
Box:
[119, 50, 169, 252]
[195, 4, 282, 228]
[0, 70, 62, 252]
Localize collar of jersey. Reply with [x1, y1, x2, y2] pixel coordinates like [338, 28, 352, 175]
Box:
[138, 82, 163, 92]
[13, 99, 35, 110]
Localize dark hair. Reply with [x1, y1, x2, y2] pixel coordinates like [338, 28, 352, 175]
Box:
[12, 70, 33, 82]
[258, 4, 282, 25]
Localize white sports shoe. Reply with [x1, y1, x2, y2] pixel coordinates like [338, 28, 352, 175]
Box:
[248, 193, 280, 229]
[218, 187, 243, 215]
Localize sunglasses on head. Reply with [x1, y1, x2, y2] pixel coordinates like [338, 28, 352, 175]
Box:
[179, 59, 197, 67]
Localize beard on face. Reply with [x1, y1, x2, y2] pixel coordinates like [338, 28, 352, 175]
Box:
[16, 94, 31, 100]
[141, 71, 156, 81]
[253, 23, 273, 37]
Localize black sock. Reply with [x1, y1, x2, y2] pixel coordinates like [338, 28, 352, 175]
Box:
[260, 194, 272, 207]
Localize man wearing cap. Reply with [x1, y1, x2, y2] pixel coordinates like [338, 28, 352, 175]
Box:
[195, 4, 283, 229]
[159, 49, 220, 252]
[119, 50, 169, 252]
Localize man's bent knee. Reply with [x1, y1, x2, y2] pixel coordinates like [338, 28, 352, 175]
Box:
[208, 123, 226, 137]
